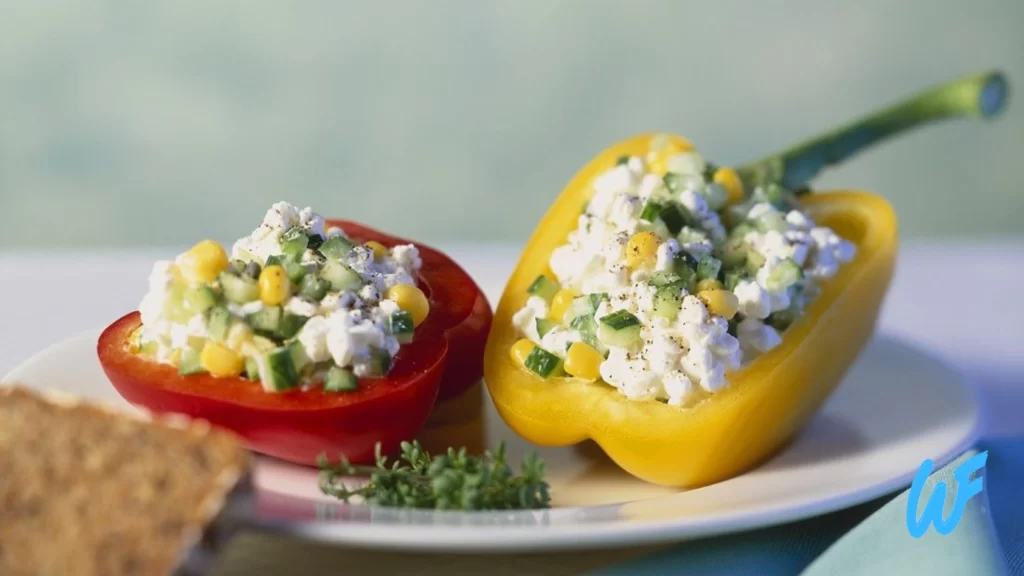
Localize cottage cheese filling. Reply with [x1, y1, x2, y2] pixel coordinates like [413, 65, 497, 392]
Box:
[135, 202, 426, 391]
[513, 139, 856, 406]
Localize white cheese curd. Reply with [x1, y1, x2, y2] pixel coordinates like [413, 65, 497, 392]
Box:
[138, 262, 176, 346]
[232, 201, 328, 264]
[512, 142, 859, 406]
[540, 327, 582, 356]
[284, 297, 318, 318]
[737, 317, 783, 357]
[227, 300, 265, 317]
[134, 201, 425, 389]
[297, 316, 332, 363]
[512, 296, 549, 344]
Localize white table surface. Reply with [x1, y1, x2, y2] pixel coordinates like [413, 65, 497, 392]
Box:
[1, 241, 1022, 440]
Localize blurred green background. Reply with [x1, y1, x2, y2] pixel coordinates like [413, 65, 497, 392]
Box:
[1, 0, 1021, 247]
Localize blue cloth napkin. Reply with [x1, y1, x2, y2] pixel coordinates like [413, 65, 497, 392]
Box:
[593, 438, 1022, 576]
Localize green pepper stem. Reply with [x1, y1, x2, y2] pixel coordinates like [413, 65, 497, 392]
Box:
[736, 70, 1009, 192]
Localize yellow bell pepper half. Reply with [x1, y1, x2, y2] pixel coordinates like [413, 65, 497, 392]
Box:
[484, 133, 898, 488]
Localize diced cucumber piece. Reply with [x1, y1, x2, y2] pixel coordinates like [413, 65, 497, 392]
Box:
[185, 284, 219, 313]
[570, 314, 597, 336]
[247, 306, 283, 337]
[671, 250, 698, 273]
[569, 314, 603, 350]
[286, 340, 310, 374]
[765, 258, 803, 291]
[658, 203, 693, 236]
[697, 255, 722, 281]
[324, 366, 359, 392]
[649, 270, 681, 288]
[366, 348, 392, 377]
[755, 211, 788, 233]
[728, 221, 757, 240]
[599, 310, 641, 331]
[724, 270, 747, 291]
[244, 356, 260, 380]
[639, 200, 663, 222]
[219, 272, 260, 304]
[280, 226, 310, 259]
[671, 252, 699, 290]
[588, 292, 608, 308]
[653, 285, 685, 320]
[566, 296, 597, 323]
[251, 336, 277, 353]
[319, 235, 354, 260]
[662, 173, 684, 193]
[527, 274, 560, 303]
[389, 310, 416, 344]
[298, 274, 330, 301]
[535, 318, 558, 338]
[642, 218, 671, 239]
[282, 259, 310, 283]
[257, 347, 300, 392]
[615, 154, 631, 166]
[177, 348, 205, 376]
[597, 310, 642, 348]
[320, 260, 362, 292]
[716, 238, 749, 268]
[745, 250, 766, 273]
[524, 347, 563, 378]
[767, 308, 799, 332]
[207, 307, 232, 341]
[277, 312, 308, 340]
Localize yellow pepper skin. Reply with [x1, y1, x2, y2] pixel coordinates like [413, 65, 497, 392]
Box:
[483, 134, 898, 488]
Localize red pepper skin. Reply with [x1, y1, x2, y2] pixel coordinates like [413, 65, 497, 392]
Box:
[97, 221, 491, 465]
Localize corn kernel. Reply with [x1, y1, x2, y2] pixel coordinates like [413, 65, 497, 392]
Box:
[713, 167, 745, 204]
[647, 135, 696, 175]
[364, 241, 388, 261]
[258, 265, 291, 305]
[225, 323, 253, 352]
[563, 342, 604, 381]
[510, 339, 536, 368]
[626, 232, 662, 269]
[548, 289, 578, 322]
[179, 240, 229, 284]
[696, 278, 723, 292]
[200, 341, 244, 377]
[387, 284, 430, 326]
[697, 289, 740, 320]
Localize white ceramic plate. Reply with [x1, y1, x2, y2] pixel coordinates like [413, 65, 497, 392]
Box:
[5, 331, 978, 552]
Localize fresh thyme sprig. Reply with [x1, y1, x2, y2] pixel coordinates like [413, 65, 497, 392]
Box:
[317, 441, 551, 511]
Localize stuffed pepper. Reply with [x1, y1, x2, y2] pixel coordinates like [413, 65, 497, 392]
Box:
[484, 71, 1007, 487]
[99, 202, 491, 465]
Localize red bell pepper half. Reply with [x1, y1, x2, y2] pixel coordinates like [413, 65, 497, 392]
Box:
[97, 220, 492, 465]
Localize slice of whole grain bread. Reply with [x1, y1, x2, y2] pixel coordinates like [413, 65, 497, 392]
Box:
[0, 386, 252, 576]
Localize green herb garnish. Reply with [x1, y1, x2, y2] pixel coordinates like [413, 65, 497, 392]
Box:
[317, 441, 551, 511]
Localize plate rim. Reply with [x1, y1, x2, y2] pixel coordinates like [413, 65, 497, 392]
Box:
[4, 329, 981, 552]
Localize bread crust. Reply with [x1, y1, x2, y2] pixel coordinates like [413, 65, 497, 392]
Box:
[0, 386, 252, 576]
